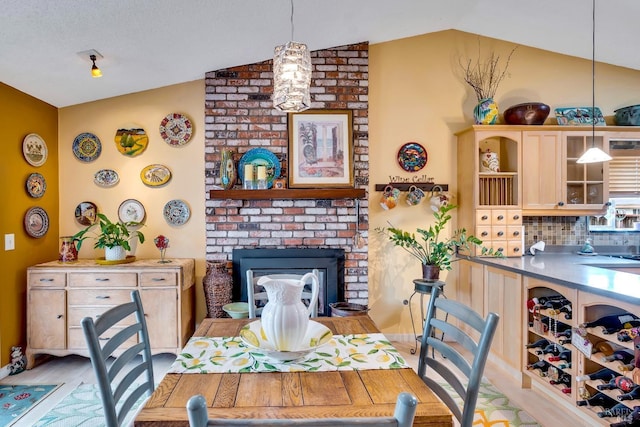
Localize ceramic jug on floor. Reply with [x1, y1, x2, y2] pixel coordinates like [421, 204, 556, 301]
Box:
[257, 272, 319, 351]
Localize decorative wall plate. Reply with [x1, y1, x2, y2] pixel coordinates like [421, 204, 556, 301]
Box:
[114, 126, 149, 157]
[118, 199, 146, 224]
[23, 133, 48, 167]
[26, 173, 46, 198]
[397, 142, 427, 172]
[238, 148, 281, 189]
[163, 199, 190, 225]
[74, 201, 98, 226]
[24, 206, 49, 238]
[94, 169, 119, 187]
[72, 132, 102, 162]
[159, 113, 193, 146]
[141, 164, 172, 187]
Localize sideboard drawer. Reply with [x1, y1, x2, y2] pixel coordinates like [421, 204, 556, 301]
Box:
[68, 289, 133, 306]
[140, 272, 177, 287]
[69, 272, 137, 287]
[67, 306, 135, 327]
[29, 272, 66, 288]
[68, 327, 137, 349]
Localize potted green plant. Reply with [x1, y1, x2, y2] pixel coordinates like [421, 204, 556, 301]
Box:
[73, 213, 145, 261]
[376, 204, 501, 280]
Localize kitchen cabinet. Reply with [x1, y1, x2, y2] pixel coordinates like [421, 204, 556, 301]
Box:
[26, 258, 195, 369]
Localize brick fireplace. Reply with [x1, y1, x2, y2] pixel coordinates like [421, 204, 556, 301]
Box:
[204, 42, 369, 305]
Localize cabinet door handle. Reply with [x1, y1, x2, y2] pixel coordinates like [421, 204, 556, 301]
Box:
[151, 278, 166, 282]
[95, 278, 110, 282]
[57, 314, 63, 319]
[514, 247, 520, 252]
[96, 295, 110, 300]
[558, 202, 565, 206]
[497, 215, 504, 220]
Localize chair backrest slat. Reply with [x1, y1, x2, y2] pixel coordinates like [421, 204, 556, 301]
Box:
[417, 286, 499, 427]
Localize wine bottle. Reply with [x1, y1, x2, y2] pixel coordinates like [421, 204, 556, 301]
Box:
[582, 313, 640, 334]
[548, 350, 572, 362]
[602, 350, 635, 364]
[597, 376, 636, 393]
[610, 406, 640, 427]
[595, 341, 616, 356]
[558, 362, 571, 369]
[561, 387, 571, 394]
[554, 327, 572, 338]
[617, 386, 640, 401]
[577, 391, 618, 408]
[559, 304, 572, 320]
[526, 338, 550, 349]
[620, 363, 636, 372]
[597, 403, 633, 418]
[576, 367, 619, 382]
[536, 344, 563, 356]
[550, 372, 571, 386]
[558, 338, 572, 345]
[527, 360, 551, 376]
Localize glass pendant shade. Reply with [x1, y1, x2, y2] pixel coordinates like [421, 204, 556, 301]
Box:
[576, 146, 612, 164]
[90, 54, 102, 78]
[273, 41, 311, 112]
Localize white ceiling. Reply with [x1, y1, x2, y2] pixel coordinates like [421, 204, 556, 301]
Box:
[1, 0, 638, 108]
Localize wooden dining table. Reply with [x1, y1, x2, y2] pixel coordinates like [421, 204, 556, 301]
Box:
[134, 315, 452, 426]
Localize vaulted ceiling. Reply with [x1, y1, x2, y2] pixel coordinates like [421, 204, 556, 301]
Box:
[1, 0, 637, 107]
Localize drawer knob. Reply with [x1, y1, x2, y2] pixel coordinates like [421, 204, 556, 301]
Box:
[513, 231, 520, 236]
[152, 278, 166, 282]
[57, 314, 63, 319]
[558, 201, 565, 206]
[497, 215, 504, 220]
[481, 215, 488, 220]
[481, 231, 488, 237]
[40, 278, 54, 282]
[514, 247, 520, 252]
[96, 295, 110, 300]
[513, 215, 520, 220]
[497, 247, 504, 252]
[497, 231, 504, 236]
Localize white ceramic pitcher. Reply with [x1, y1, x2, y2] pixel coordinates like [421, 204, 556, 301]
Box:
[257, 272, 319, 351]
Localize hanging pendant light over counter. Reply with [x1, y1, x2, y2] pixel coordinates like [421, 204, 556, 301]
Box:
[272, 0, 311, 112]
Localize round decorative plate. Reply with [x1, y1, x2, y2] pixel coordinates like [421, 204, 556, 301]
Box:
[238, 148, 281, 189]
[114, 126, 148, 157]
[159, 113, 193, 146]
[24, 206, 49, 238]
[74, 201, 98, 226]
[22, 133, 48, 167]
[141, 164, 172, 187]
[239, 319, 333, 362]
[118, 199, 146, 224]
[94, 169, 119, 187]
[26, 173, 46, 198]
[163, 199, 190, 225]
[72, 132, 102, 162]
[397, 142, 428, 172]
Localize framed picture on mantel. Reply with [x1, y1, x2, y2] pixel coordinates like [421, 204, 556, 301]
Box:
[288, 109, 353, 188]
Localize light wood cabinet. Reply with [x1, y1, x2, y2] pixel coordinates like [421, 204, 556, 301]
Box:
[26, 258, 195, 368]
[521, 130, 563, 211]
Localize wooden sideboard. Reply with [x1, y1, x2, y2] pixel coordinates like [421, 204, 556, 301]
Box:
[26, 258, 195, 369]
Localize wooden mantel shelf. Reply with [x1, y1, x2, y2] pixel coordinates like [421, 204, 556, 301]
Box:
[209, 188, 366, 200]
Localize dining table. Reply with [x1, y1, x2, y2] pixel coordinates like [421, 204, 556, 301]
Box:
[134, 315, 453, 426]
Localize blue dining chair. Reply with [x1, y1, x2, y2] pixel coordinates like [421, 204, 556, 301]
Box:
[186, 391, 418, 427]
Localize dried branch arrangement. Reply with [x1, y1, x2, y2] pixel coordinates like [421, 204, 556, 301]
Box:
[459, 45, 518, 102]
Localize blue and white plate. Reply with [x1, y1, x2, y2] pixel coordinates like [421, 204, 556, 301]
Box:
[163, 199, 190, 225]
[73, 132, 102, 162]
[94, 169, 119, 187]
[238, 148, 281, 189]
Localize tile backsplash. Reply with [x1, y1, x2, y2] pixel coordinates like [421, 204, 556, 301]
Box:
[524, 216, 640, 248]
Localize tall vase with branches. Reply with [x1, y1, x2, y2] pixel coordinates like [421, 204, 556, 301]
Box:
[459, 43, 517, 124]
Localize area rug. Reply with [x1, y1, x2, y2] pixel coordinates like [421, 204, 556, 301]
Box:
[0, 384, 61, 427]
[439, 380, 540, 426]
[33, 383, 145, 427]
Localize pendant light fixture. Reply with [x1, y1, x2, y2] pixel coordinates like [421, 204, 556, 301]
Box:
[576, 0, 611, 164]
[90, 54, 102, 78]
[272, 0, 311, 112]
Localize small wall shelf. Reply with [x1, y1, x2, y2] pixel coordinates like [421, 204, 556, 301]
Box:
[209, 188, 366, 200]
[374, 183, 448, 192]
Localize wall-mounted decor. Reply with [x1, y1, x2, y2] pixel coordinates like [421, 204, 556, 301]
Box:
[397, 142, 427, 172]
[24, 206, 49, 238]
[114, 125, 148, 157]
[288, 109, 353, 188]
[163, 199, 190, 225]
[74, 201, 97, 226]
[159, 113, 193, 146]
[22, 133, 48, 167]
[26, 173, 46, 198]
[141, 164, 172, 187]
[72, 132, 102, 162]
[238, 148, 280, 189]
[118, 199, 146, 224]
[94, 169, 119, 187]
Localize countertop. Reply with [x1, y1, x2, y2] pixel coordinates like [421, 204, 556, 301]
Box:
[464, 251, 640, 304]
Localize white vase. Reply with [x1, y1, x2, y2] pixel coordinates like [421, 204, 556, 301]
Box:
[104, 245, 126, 261]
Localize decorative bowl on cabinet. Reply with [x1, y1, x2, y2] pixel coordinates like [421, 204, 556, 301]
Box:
[614, 104, 640, 126]
[503, 102, 550, 125]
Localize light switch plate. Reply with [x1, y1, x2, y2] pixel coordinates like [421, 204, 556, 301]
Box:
[4, 234, 15, 251]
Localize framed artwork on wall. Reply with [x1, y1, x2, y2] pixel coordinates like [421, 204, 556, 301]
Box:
[287, 109, 353, 188]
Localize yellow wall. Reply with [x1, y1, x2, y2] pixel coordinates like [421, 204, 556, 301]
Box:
[368, 30, 640, 336]
[0, 83, 58, 365]
[58, 80, 208, 319]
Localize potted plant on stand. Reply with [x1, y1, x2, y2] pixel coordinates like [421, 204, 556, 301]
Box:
[73, 213, 145, 261]
[376, 204, 501, 281]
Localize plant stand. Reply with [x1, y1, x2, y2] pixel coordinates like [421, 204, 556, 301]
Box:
[404, 279, 446, 355]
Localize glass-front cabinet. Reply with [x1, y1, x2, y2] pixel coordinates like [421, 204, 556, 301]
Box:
[564, 132, 607, 209]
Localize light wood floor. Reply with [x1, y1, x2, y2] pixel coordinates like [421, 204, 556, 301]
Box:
[1, 343, 578, 427]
